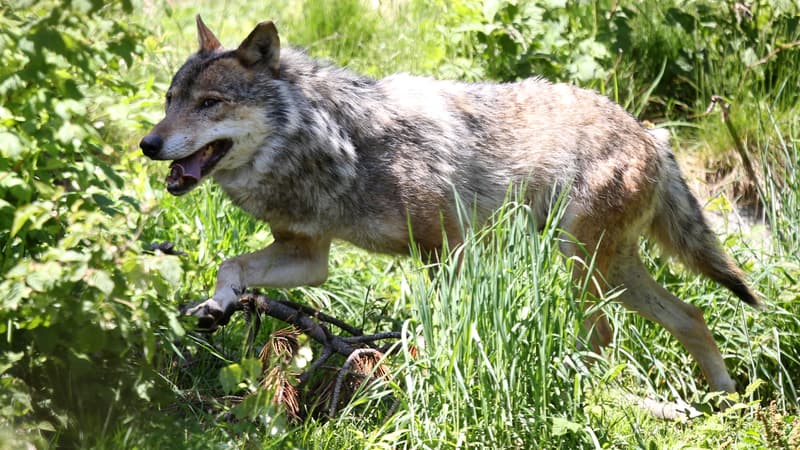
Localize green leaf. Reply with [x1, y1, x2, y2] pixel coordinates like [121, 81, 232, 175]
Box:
[602, 364, 627, 383]
[0, 375, 33, 417]
[220, 363, 244, 394]
[156, 256, 183, 287]
[26, 261, 62, 292]
[167, 313, 185, 338]
[0, 280, 27, 310]
[741, 47, 758, 66]
[0, 132, 23, 159]
[232, 390, 274, 420]
[551, 417, 583, 437]
[542, 0, 566, 8]
[0, 174, 33, 204]
[11, 202, 50, 237]
[483, 0, 502, 21]
[91, 192, 121, 216]
[88, 269, 114, 294]
[744, 379, 765, 397]
[0, 351, 24, 375]
[241, 357, 263, 382]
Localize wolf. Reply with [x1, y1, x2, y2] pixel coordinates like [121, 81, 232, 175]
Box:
[140, 16, 760, 394]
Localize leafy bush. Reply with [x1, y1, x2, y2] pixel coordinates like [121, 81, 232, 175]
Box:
[440, 0, 612, 84]
[0, 1, 184, 445]
[614, 1, 800, 115]
[442, 0, 800, 118]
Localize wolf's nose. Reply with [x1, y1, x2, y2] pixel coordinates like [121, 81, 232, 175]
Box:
[140, 134, 163, 159]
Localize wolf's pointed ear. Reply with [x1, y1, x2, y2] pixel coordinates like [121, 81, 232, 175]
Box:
[235, 21, 280, 77]
[196, 15, 222, 52]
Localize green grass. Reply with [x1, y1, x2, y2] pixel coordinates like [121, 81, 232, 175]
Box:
[3, 0, 800, 448]
[398, 198, 585, 447]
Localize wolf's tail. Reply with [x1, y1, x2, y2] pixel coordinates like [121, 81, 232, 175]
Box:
[646, 129, 760, 307]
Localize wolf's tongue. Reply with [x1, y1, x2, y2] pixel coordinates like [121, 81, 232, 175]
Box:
[168, 154, 203, 182]
[166, 152, 204, 193]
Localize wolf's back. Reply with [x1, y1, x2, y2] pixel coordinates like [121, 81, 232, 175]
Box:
[646, 130, 759, 306]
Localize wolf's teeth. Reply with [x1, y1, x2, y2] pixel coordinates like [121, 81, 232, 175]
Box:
[167, 176, 183, 187]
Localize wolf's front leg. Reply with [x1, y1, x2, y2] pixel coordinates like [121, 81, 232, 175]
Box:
[185, 232, 331, 329]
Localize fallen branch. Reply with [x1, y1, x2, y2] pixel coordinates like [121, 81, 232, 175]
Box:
[238, 292, 402, 385]
[623, 393, 703, 421]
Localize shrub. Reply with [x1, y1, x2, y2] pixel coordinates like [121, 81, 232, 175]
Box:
[0, 1, 184, 445]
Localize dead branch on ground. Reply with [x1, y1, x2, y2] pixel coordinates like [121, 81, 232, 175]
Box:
[236, 292, 403, 419]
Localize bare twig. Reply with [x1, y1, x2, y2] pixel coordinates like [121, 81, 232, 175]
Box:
[298, 348, 333, 383]
[748, 41, 800, 69]
[342, 332, 402, 344]
[706, 96, 764, 202]
[608, 0, 620, 21]
[275, 297, 363, 336]
[741, 40, 800, 88]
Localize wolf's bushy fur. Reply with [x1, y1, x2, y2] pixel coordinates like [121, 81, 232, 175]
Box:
[141, 16, 759, 394]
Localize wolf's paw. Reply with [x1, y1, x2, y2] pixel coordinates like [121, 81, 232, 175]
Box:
[180, 298, 238, 331]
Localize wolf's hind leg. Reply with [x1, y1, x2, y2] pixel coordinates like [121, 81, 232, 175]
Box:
[609, 248, 736, 393]
[560, 229, 615, 354]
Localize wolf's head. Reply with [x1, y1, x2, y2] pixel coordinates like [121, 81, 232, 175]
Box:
[140, 16, 283, 195]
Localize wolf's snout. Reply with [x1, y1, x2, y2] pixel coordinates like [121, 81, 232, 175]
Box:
[140, 134, 164, 159]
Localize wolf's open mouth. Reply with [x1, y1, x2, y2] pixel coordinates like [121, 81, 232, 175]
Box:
[166, 139, 233, 196]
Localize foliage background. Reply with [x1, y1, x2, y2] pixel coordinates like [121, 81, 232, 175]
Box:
[1, 0, 799, 448]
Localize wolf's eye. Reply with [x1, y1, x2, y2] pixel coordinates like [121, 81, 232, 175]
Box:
[200, 98, 221, 109]
[165, 93, 173, 105]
